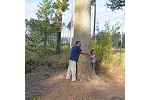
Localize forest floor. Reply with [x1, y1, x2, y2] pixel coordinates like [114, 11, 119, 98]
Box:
[25, 64, 125, 100]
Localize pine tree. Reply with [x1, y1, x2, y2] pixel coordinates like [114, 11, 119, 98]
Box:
[74, 0, 98, 82]
[36, 0, 56, 50]
[53, 0, 69, 54]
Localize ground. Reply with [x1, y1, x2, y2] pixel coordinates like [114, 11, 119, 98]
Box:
[25, 66, 125, 100]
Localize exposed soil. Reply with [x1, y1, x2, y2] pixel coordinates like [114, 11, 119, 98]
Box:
[25, 66, 125, 100]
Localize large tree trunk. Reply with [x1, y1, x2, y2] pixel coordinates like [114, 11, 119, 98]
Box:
[74, 0, 98, 82]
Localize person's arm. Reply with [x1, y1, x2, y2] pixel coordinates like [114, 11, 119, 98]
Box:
[90, 54, 95, 58]
[78, 47, 90, 55]
[80, 51, 91, 55]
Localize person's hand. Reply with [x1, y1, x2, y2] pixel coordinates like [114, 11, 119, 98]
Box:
[88, 53, 91, 56]
[84, 53, 90, 55]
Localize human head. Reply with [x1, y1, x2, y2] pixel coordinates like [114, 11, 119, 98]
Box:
[90, 49, 95, 55]
[75, 41, 81, 47]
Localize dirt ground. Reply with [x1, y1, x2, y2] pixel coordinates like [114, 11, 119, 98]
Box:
[25, 66, 125, 100]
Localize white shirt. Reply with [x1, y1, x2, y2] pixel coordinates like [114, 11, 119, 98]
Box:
[90, 54, 96, 63]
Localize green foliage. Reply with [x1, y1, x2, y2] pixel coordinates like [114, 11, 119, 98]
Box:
[27, 0, 58, 49]
[122, 33, 125, 48]
[101, 51, 125, 73]
[104, 21, 122, 49]
[90, 21, 113, 63]
[61, 44, 70, 57]
[106, 0, 125, 11]
[101, 32, 113, 62]
[90, 21, 125, 73]
[52, 0, 70, 54]
[91, 0, 96, 6]
[35, 0, 58, 50]
[25, 0, 59, 73]
[90, 40, 102, 61]
[36, 0, 54, 20]
[98, 33, 112, 61]
[28, 19, 57, 48]
[112, 32, 121, 48]
[52, 0, 69, 12]
[90, 21, 125, 63]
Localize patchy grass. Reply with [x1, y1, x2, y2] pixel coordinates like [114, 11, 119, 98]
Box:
[98, 51, 125, 87]
[98, 51, 125, 74]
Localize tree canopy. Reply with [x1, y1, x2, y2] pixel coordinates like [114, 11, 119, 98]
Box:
[106, 0, 125, 11]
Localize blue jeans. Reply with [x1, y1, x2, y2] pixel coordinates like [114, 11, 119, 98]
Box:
[92, 62, 96, 71]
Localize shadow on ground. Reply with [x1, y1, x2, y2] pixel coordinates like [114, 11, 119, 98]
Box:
[25, 66, 125, 100]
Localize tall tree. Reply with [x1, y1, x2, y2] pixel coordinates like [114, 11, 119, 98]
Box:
[36, 0, 56, 50]
[53, 0, 69, 53]
[111, 22, 121, 48]
[62, 22, 66, 44]
[90, 21, 113, 65]
[122, 32, 125, 48]
[112, 32, 121, 48]
[106, 0, 125, 47]
[27, 19, 51, 48]
[91, 0, 96, 37]
[25, 19, 29, 43]
[67, 18, 73, 48]
[106, 0, 125, 11]
[74, 0, 98, 82]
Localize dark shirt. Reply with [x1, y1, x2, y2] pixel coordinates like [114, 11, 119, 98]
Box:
[69, 46, 82, 61]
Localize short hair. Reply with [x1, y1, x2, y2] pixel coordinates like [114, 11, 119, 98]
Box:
[75, 41, 80, 45]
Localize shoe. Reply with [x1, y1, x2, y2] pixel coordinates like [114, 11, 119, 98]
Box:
[72, 79, 80, 82]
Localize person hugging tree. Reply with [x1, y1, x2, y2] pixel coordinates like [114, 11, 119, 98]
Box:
[90, 49, 96, 73]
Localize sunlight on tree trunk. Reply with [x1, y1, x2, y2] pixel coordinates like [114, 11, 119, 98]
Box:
[69, 18, 73, 48]
[74, 0, 98, 82]
[93, 0, 96, 37]
[121, 8, 125, 45]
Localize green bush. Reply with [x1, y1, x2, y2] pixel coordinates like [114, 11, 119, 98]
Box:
[90, 32, 113, 63]
[25, 43, 70, 73]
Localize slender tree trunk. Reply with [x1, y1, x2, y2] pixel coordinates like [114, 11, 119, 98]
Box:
[56, 14, 62, 53]
[44, 19, 50, 51]
[69, 20, 72, 48]
[44, 27, 47, 50]
[69, 29, 72, 48]
[93, 0, 96, 38]
[68, 28, 69, 44]
[56, 0, 63, 54]
[74, 0, 98, 82]
[121, 8, 125, 47]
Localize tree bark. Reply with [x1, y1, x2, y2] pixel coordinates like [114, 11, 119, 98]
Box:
[56, 0, 63, 54]
[74, 0, 98, 82]
[93, 0, 96, 37]
[56, 14, 62, 53]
